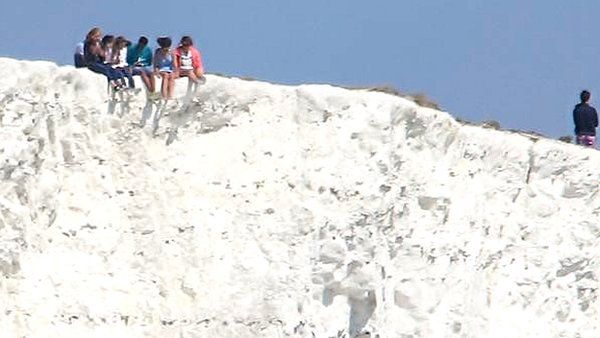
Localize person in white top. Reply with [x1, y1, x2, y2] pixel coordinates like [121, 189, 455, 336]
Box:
[112, 36, 135, 89]
[113, 39, 129, 68]
[173, 36, 205, 85]
[101, 35, 115, 64]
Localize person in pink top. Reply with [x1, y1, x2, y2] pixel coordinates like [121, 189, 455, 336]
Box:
[173, 36, 205, 84]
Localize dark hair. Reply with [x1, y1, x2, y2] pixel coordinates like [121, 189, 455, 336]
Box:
[157, 36, 172, 48]
[581, 90, 591, 103]
[101, 35, 115, 46]
[138, 36, 148, 45]
[180, 36, 193, 46]
[115, 36, 130, 48]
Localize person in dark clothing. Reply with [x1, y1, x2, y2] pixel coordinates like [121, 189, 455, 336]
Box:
[573, 90, 598, 147]
[83, 27, 126, 91]
[74, 42, 85, 68]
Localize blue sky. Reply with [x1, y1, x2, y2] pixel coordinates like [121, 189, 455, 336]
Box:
[0, 0, 598, 137]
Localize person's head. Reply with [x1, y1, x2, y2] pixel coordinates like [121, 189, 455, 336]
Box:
[86, 27, 102, 42]
[115, 36, 130, 49]
[138, 36, 148, 47]
[581, 90, 591, 103]
[101, 35, 115, 47]
[157, 36, 172, 51]
[180, 36, 193, 52]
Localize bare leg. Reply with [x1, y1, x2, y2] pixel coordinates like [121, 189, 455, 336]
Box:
[187, 71, 199, 84]
[148, 72, 156, 92]
[167, 74, 175, 100]
[190, 69, 205, 96]
[160, 73, 169, 99]
[140, 72, 152, 92]
[194, 68, 205, 83]
[178, 70, 201, 97]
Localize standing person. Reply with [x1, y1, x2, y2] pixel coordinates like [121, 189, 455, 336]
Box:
[127, 36, 156, 94]
[83, 27, 126, 91]
[173, 36, 205, 84]
[153, 36, 175, 100]
[573, 90, 599, 147]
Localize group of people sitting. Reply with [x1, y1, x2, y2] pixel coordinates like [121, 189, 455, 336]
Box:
[74, 27, 204, 100]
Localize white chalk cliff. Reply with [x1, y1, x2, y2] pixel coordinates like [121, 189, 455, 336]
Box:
[1, 58, 599, 338]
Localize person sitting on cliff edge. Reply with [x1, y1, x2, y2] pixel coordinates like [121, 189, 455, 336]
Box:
[573, 90, 598, 147]
[83, 27, 127, 91]
[173, 36, 205, 86]
[127, 36, 156, 94]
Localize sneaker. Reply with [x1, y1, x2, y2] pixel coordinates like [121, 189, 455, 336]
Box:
[111, 82, 121, 92]
[147, 92, 161, 101]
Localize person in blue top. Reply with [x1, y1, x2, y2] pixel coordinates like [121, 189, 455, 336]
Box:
[127, 36, 155, 94]
[573, 90, 599, 147]
[153, 36, 175, 100]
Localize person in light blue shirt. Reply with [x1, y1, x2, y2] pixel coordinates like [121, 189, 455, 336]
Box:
[153, 36, 174, 99]
[127, 36, 155, 93]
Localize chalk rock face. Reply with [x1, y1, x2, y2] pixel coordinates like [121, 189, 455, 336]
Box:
[1, 58, 599, 337]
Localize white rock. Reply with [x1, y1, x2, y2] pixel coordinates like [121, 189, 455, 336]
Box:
[0, 58, 599, 337]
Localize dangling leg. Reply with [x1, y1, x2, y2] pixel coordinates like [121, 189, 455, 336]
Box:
[190, 68, 205, 103]
[160, 73, 169, 99]
[125, 68, 135, 89]
[148, 68, 156, 93]
[139, 71, 151, 93]
[89, 63, 121, 91]
[167, 73, 175, 100]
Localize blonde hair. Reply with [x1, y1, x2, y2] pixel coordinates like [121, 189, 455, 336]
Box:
[86, 27, 102, 41]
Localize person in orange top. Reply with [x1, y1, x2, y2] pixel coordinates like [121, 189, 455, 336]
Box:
[173, 36, 205, 84]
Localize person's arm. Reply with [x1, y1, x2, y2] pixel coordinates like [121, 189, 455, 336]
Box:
[108, 48, 119, 65]
[594, 108, 598, 128]
[113, 49, 121, 66]
[153, 51, 159, 76]
[193, 48, 204, 74]
[74, 54, 85, 68]
[142, 47, 152, 66]
[90, 41, 105, 59]
[126, 46, 136, 66]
